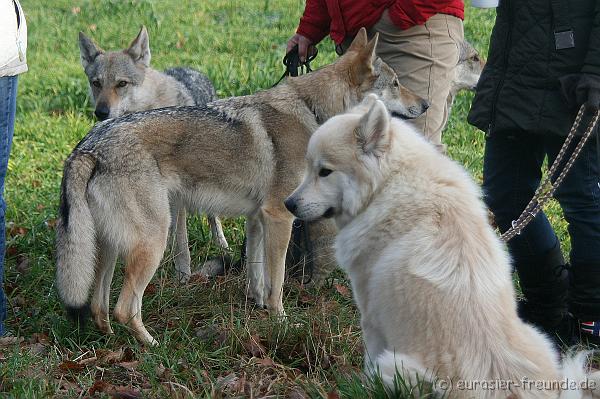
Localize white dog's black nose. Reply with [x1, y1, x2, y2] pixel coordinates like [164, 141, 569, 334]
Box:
[284, 198, 297, 214]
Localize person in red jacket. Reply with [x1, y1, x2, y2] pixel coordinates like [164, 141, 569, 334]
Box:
[287, 0, 464, 146]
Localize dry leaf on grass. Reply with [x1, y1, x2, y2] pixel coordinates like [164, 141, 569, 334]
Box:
[58, 360, 85, 373]
[327, 391, 341, 399]
[0, 336, 23, 346]
[334, 283, 350, 297]
[16, 256, 30, 274]
[244, 334, 267, 358]
[89, 380, 142, 399]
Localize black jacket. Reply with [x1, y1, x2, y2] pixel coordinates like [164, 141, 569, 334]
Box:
[468, 0, 600, 136]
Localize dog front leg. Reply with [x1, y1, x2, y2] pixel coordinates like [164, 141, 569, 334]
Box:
[261, 207, 294, 316]
[172, 205, 191, 283]
[245, 213, 265, 307]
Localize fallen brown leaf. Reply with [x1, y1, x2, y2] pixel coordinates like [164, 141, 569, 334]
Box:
[45, 218, 57, 229]
[327, 391, 340, 399]
[58, 359, 85, 373]
[117, 360, 140, 371]
[16, 256, 30, 274]
[89, 379, 112, 395]
[144, 283, 157, 296]
[0, 336, 23, 346]
[244, 334, 266, 358]
[334, 283, 350, 297]
[254, 357, 275, 367]
[30, 332, 50, 345]
[7, 224, 28, 237]
[110, 385, 142, 399]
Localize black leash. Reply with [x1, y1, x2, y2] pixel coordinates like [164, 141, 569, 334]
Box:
[272, 44, 318, 87]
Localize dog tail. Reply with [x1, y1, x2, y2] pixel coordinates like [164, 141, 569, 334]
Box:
[55, 152, 97, 325]
[559, 350, 600, 398]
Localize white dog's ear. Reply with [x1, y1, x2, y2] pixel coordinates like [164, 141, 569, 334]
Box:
[355, 99, 390, 157]
[127, 26, 151, 67]
[79, 32, 104, 70]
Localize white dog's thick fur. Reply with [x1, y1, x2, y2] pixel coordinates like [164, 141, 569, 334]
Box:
[285, 94, 600, 398]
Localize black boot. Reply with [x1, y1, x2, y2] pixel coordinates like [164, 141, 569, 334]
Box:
[569, 261, 600, 346]
[515, 242, 573, 347]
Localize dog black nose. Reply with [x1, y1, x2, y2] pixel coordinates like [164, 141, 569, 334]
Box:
[284, 198, 297, 214]
[421, 100, 430, 111]
[94, 105, 110, 121]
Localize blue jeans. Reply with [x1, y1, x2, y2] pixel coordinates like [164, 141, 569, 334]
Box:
[0, 76, 18, 336]
[483, 130, 600, 318]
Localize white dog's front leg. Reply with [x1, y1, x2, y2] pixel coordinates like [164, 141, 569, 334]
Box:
[245, 214, 266, 307]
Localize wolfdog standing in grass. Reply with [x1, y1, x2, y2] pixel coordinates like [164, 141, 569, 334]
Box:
[79, 25, 228, 283]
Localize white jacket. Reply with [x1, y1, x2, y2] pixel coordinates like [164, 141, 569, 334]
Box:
[0, 0, 27, 77]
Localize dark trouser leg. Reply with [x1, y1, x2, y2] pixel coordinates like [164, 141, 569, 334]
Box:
[0, 76, 18, 336]
[547, 134, 600, 321]
[483, 132, 569, 334]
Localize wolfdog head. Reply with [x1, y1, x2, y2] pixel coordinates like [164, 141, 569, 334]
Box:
[285, 94, 400, 226]
[450, 40, 485, 96]
[79, 26, 153, 121]
[329, 29, 428, 120]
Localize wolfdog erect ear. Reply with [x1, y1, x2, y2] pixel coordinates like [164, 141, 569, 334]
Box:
[355, 97, 390, 157]
[79, 32, 104, 70]
[126, 26, 151, 67]
[349, 32, 379, 84]
[348, 27, 368, 52]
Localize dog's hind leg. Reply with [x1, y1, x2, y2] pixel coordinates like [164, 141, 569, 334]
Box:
[261, 204, 294, 316]
[90, 238, 118, 334]
[245, 213, 265, 307]
[113, 229, 168, 345]
[208, 216, 229, 249]
[172, 205, 191, 283]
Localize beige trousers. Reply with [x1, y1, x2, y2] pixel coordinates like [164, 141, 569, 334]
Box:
[367, 11, 464, 144]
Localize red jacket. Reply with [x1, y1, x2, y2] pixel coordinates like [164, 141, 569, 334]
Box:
[297, 0, 464, 45]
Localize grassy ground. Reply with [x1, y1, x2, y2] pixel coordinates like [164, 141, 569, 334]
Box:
[0, 1, 571, 398]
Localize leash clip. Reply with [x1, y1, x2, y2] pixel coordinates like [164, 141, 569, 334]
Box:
[511, 220, 521, 236]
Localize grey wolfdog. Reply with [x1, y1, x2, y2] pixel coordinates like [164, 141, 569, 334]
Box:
[57, 28, 428, 345]
[79, 26, 228, 283]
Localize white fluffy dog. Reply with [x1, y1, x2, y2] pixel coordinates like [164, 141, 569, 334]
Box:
[284, 94, 600, 398]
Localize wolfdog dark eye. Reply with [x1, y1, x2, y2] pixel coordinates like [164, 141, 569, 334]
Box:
[319, 168, 332, 177]
[117, 81, 128, 88]
[393, 79, 399, 88]
[92, 80, 101, 88]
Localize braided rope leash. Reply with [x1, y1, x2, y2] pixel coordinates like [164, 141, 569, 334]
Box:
[500, 105, 600, 242]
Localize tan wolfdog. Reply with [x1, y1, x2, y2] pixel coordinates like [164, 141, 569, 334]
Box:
[286, 94, 600, 398]
[56, 29, 428, 345]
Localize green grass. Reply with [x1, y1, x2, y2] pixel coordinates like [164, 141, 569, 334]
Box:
[0, 1, 571, 397]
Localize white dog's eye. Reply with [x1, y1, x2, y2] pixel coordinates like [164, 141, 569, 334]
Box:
[318, 168, 332, 177]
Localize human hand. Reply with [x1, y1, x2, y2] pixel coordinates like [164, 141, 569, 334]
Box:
[560, 73, 600, 111]
[286, 34, 315, 63]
